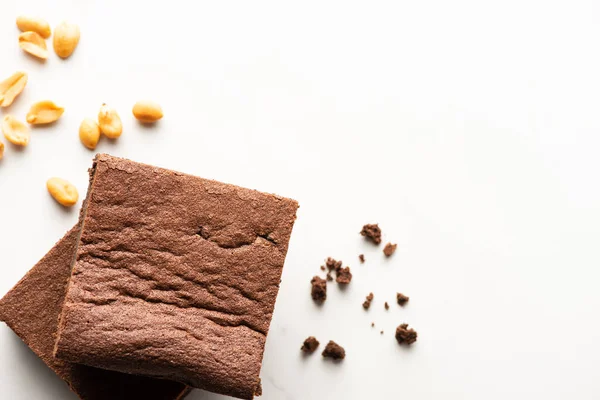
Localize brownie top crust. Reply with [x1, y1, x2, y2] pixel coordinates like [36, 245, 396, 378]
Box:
[0, 226, 190, 400]
[54, 154, 299, 399]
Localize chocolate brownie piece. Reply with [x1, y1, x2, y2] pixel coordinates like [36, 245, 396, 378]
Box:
[311, 276, 327, 303]
[300, 336, 320, 353]
[54, 154, 299, 400]
[384, 301, 389, 310]
[322, 341, 345, 360]
[383, 242, 397, 256]
[395, 323, 418, 345]
[360, 224, 382, 244]
[362, 293, 374, 310]
[397, 292, 410, 306]
[335, 266, 352, 284]
[0, 227, 190, 400]
[325, 257, 342, 271]
[358, 254, 365, 263]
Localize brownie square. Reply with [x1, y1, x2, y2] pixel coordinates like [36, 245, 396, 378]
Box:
[54, 154, 299, 400]
[0, 226, 190, 400]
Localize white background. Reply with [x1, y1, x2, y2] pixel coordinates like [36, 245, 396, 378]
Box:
[1, 1, 599, 399]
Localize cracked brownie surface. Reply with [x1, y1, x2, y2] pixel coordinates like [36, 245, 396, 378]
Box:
[0, 226, 190, 400]
[54, 154, 299, 400]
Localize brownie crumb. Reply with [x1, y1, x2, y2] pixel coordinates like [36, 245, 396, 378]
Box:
[395, 323, 417, 345]
[361, 224, 382, 245]
[380, 330, 384, 335]
[325, 257, 342, 271]
[359, 254, 365, 263]
[320, 265, 325, 271]
[335, 266, 352, 284]
[384, 302, 389, 310]
[383, 242, 397, 257]
[255, 379, 262, 397]
[310, 276, 327, 303]
[326, 271, 333, 281]
[396, 292, 410, 306]
[362, 293, 374, 310]
[322, 341, 345, 360]
[301, 336, 320, 353]
[371, 322, 375, 327]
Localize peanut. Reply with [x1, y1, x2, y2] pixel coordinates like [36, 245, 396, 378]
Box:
[26, 101, 65, 124]
[98, 104, 122, 138]
[16, 16, 51, 39]
[0, 141, 4, 160]
[46, 177, 78, 207]
[18, 31, 48, 59]
[79, 118, 101, 150]
[0, 71, 27, 107]
[132, 101, 163, 123]
[53, 21, 80, 59]
[2, 115, 29, 146]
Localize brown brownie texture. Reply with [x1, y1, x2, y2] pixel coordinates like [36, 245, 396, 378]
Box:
[383, 242, 397, 257]
[54, 154, 299, 400]
[300, 336, 320, 353]
[395, 324, 418, 345]
[358, 254, 365, 263]
[0, 227, 190, 400]
[360, 224, 382, 245]
[322, 341, 345, 360]
[362, 293, 374, 310]
[325, 257, 342, 271]
[310, 276, 327, 303]
[384, 302, 390, 310]
[397, 292, 410, 306]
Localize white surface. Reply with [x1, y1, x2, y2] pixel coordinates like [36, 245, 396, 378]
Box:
[1, 1, 600, 399]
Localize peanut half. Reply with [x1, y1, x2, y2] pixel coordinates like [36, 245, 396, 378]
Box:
[0, 141, 4, 160]
[16, 16, 51, 38]
[26, 101, 65, 124]
[132, 101, 163, 123]
[98, 104, 122, 138]
[0, 71, 27, 107]
[2, 115, 29, 146]
[53, 21, 80, 59]
[46, 177, 78, 207]
[19, 31, 49, 59]
[79, 118, 101, 150]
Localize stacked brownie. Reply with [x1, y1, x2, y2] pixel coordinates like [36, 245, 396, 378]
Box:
[0, 154, 299, 400]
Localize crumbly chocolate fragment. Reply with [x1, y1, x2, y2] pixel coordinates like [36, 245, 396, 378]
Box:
[320, 265, 325, 271]
[322, 341, 345, 360]
[301, 336, 320, 353]
[325, 257, 342, 271]
[362, 293, 374, 310]
[397, 292, 410, 306]
[358, 254, 365, 263]
[383, 242, 397, 257]
[326, 271, 333, 281]
[0, 227, 190, 400]
[254, 379, 262, 397]
[360, 224, 382, 245]
[371, 322, 375, 327]
[54, 154, 299, 400]
[335, 266, 352, 284]
[380, 330, 384, 335]
[384, 302, 389, 310]
[395, 323, 418, 345]
[311, 276, 327, 303]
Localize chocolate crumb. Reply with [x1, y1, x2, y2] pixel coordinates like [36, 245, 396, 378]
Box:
[325, 257, 342, 271]
[320, 265, 325, 271]
[310, 276, 327, 303]
[395, 323, 417, 345]
[322, 341, 345, 360]
[335, 266, 352, 284]
[301, 336, 320, 353]
[359, 254, 365, 263]
[361, 224, 382, 245]
[371, 322, 375, 327]
[396, 292, 409, 306]
[326, 271, 333, 281]
[383, 243, 397, 257]
[362, 293, 374, 310]
[380, 330, 384, 334]
[384, 302, 389, 310]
